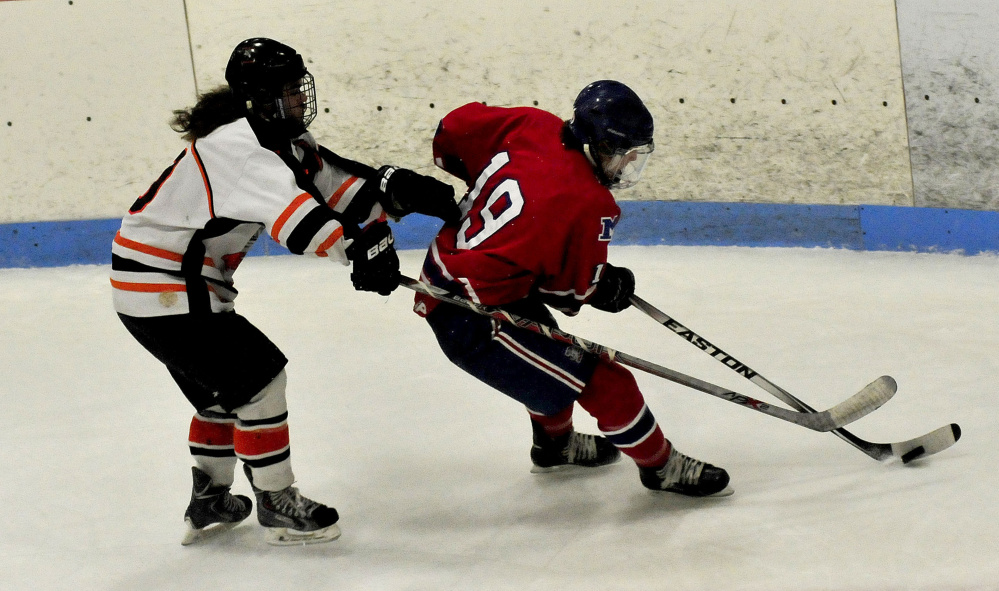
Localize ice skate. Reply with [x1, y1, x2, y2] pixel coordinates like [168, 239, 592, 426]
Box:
[639, 447, 733, 497]
[181, 467, 252, 545]
[243, 464, 341, 546]
[530, 421, 621, 473]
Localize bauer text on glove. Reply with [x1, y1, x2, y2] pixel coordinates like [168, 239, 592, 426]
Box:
[346, 222, 401, 296]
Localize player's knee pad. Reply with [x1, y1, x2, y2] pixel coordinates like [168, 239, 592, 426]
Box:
[235, 369, 288, 422]
[576, 360, 646, 430]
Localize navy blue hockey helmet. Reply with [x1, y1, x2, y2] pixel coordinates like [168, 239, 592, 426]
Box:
[567, 80, 654, 189]
[225, 38, 317, 135]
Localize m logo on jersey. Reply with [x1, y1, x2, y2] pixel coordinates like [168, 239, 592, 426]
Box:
[598, 216, 618, 242]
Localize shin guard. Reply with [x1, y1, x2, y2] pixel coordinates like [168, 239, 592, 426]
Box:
[235, 370, 294, 491]
[576, 360, 671, 468]
[188, 411, 237, 487]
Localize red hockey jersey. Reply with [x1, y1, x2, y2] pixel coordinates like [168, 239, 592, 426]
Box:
[415, 102, 620, 317]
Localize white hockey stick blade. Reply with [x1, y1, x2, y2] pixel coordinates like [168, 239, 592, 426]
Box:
[265, 523, 342, 546]
[819, 376, 897, 431]
[893, 423, 962, 464]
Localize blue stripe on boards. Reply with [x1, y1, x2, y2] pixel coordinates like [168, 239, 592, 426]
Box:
[2, 202, 997, 268]
[614, 202, 866, 249]
[859, 205, 999, 255]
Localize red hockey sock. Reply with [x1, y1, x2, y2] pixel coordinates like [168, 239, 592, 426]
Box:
[188, 412, 237, 486]
[528, 404, 574, 437]
[576, 360, 672, 467]
[189, 413, 236, 448]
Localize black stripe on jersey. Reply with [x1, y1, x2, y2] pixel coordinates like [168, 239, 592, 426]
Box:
[285, 207, 340, 255]
[182, 234, 211, 314]
[185, 219, 246, 314]
[247, 118, 363, 245]
[316, 145, 391, 227]
[247, 118, 363, 243]
[340, 177, 382, 226]
[111, 253, 184, 277]
[190, 142, 216, 218]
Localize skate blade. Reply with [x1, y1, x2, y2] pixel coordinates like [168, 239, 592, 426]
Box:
[181, 517, 242, 546]
[530, 457, 623, 474]
[648, 485, 735, 498]
[265, 524, 342, 546]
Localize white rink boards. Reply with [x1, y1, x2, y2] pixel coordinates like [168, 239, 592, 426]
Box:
[1, 0, 910, 225]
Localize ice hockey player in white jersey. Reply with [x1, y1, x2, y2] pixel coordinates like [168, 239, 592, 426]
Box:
[112, 37, 459, 546]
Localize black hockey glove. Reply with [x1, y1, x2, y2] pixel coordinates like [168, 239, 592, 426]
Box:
[376, 165, 460, 224]
[588, 264, 635, 313]
[346, 221, 400, 296]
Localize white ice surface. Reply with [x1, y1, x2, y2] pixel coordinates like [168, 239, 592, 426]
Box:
[1, 245, 996, 591]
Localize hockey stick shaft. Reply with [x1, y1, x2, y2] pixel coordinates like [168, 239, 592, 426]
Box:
[628, 294, 960, 462]
[401, 276, 893, 432]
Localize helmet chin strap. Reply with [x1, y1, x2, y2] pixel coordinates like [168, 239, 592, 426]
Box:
[581, 143, 612, 186]
[581, 143, 599, 168]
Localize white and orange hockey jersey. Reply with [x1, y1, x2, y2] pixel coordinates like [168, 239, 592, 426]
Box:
[111, 117, 385, 317]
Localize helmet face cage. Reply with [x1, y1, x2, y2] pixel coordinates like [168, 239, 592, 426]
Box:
[226, 38, 317, 135]
[264, 73, 317, 130]
[569, 80, 655, 189]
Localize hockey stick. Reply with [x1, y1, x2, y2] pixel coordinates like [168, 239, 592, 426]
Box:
[628, 294, 961, 463]
[401, 275, 895, 432]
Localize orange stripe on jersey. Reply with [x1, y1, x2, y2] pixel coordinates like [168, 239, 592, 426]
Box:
[110, 279, 187, 293]
[327, 176, 359, 208]
[234, 425, 290, 457]
[114, 231, 184, 263]
[189, 416, 235, 447]
[191, 142, 215, 218]
[271, 193, 313, 242]
[316, 226, 344, 255]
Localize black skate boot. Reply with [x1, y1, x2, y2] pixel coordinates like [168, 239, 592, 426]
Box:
[530, 420, 621, 473]
[243, 464, 341, 546]
[181, 466, 252, 545]
[639, 447, 732, 497]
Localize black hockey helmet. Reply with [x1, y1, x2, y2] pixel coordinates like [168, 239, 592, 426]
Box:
[567, 80, 654, 189]
[225, 37, 317, 136]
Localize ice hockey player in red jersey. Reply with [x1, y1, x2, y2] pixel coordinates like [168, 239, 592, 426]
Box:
[415, 81, 731, 497]
[113, 38, 459, 546]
